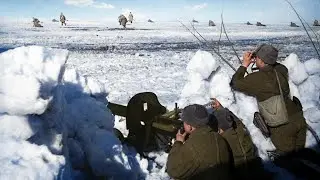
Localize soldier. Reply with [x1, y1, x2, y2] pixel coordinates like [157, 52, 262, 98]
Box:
[210, 98, 271, 179]
[166, 104, 233, 180]
[128, 12, 133, 23]
[314, 20, 320, 26]
[118, 14, 128, 28]
[33, 17, 42, 27]
[60, 13, 66, 26]
[230, 44, 307, 155]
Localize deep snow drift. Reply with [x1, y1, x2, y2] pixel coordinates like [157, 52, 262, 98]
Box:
[1, 45, 319, 179]
[0, 46, 151, 179]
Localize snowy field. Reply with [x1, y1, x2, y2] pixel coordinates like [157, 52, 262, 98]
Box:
[1, 20, 319, 106]
[0, 19, 320, 179]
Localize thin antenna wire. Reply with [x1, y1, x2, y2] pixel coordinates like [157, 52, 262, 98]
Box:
[221, 13, 242, 64]
[178, 20, 204, 44]
[300, 16, 320, 48]
[190, 21, 217, 51]
[218, 20, 223, 53]
[179, 20, 236, 71]
[284, 0, 320, 59]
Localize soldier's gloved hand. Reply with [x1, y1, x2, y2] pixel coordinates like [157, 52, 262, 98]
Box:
[175, 129, 187, 143]
[210, 98, 221, 110]
[242, 52, 254, 68]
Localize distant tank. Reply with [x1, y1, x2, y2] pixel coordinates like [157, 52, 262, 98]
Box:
[33, 17, 43, 27]
[52, 19, 59, 22]
[208, 20, 215, 27]
[256, 22, 266, 27]
[192, 19, 199, 23]
[246, 21, 253, 25]
[290, 22, 299, 27]
[314, 20, 320, 26]
[148, 19, 154, 23]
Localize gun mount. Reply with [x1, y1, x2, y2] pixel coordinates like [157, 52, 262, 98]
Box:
[108, 92, 183, 154]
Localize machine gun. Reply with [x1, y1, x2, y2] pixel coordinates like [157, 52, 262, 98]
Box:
[108, 92, 183, 154]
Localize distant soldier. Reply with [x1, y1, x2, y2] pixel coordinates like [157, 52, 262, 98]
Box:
[33, 17, 43, 27]
[60, 13, 66, 26]
[313, 20, 320, 26]
[128, 12, 133, 23]
[118, 14, 128, 28]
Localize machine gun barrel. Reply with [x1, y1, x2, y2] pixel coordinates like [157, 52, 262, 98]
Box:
[107, 101, 183, 137]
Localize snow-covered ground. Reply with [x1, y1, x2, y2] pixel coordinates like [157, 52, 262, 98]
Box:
[0, 19, 320, 179]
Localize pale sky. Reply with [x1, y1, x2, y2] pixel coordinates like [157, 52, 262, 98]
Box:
[0, 0, 319, 23]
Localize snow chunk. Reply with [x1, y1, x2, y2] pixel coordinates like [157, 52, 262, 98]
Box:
[304, 107, 320, 123]
[0, 74, 50, 115]
[298, 77, 320, 110]
[282, 54, 308, 85]
[0, 115, 42, 140]
[288, 80, 300, 100]
[304, 58, 320, 75]
[0, 139, 65, 180]
[186, 50, 219, 80]
[209, 72, 235, 107]
[0, 46, 68, 115]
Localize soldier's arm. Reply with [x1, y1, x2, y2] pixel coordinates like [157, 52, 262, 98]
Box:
[166, 141, 198, 179]
[230, 66, 260, 97]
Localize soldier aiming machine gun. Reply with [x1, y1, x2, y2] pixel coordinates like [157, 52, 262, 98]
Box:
[108, 92, 216, 155]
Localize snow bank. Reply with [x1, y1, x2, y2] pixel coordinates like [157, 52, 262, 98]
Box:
[304, 58, 320, 75]
[0, 46, 145, 179]
[186, 50, 219, 80]
[0, 46, 68, 115]
[0, 139, 65, 180]
[282, 54, 308, 85]
[0, 46, 68, 179]
[178, 51, 320, 178]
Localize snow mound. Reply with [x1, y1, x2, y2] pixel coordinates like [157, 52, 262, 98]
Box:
[0, 46, 68, 115]
[0, 46, 68, 179]
[282, 54, 308, 85]
[0, 139, 65, 180]
[186, 50, 219, 80]
[0, 115, 42, 140]
[304, 58, 320, 75]
[0, 46, 145, 179]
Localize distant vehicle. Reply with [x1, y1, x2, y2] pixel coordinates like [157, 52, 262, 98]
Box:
[52, 19, 59, 22]
[290, 22, 299, 27]
[246, 21, 253, 25]
[256, 22, 266, 27]
[208, 20, 215, 27]
[32, 17, 43, 27]
[313, 20, 320, 26]
[192, 19, 199, 23]
[148, 19, 154, 23]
